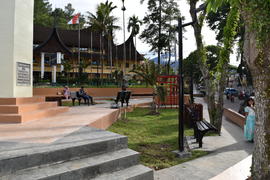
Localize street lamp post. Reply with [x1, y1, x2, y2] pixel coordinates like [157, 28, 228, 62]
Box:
[178, 18, 184, 152]
[121, 0, 126, 77]
[177, 3, 206, 153]
[178, 18, 194, 152]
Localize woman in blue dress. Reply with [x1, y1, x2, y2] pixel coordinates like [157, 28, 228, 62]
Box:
[244, 98, 255, 141]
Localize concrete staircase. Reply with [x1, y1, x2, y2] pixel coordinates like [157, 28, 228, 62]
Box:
[0, 127, 153, 180]
[0, 97, 69, 123]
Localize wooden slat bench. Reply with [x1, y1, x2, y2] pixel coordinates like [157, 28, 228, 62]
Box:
[187, 106, 218, 148]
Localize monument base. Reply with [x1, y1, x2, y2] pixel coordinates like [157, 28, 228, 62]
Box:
[0, 97, 68, 123]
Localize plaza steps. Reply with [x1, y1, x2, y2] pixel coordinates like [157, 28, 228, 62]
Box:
[0, 126, 153, 180]
[0, 97, 69, 123]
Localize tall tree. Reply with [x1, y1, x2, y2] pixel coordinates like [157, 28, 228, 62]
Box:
[127, 15, 142, 63]
[34, 0, 52, 26]
[64, 3, 83, 30]
[64, 3, 75, 22]
[189, 0, 217, 129]
[87, 0, 119, 85]
[140, 0, 180, 69]
[53, 6, 86, 29]
[163, 0, 180, 74]
[189, 0, 239, 133]
[208, 0, 270, 179]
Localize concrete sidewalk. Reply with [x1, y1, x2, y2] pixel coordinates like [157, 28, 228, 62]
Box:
[0, 98, 152, 144]
[154, 97, 254, 180]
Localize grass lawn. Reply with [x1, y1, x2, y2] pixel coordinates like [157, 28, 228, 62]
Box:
[108, 108, 208, 170]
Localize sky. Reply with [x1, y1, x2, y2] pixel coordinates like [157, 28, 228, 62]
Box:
[48, 0, 239, 66]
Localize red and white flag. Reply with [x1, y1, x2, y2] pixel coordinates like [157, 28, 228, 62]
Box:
[68, 14, 80, 25]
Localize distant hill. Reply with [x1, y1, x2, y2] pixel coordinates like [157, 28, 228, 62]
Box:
[149, 53, 178, 71]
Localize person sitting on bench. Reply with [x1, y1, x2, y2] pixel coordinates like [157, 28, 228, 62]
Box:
[114, 86, 130, 107]
[78, 87, 94, 105]
[63, 86, 70, 99]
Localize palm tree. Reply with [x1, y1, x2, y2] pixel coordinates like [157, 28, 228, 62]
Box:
[207, 0, 270, 179]
[112, 70, 124, 87]
[127, 15, 142, 64]
[131, 60, 166, 114]
[88, 0, 119, 85]
[62, 59, 73, 85]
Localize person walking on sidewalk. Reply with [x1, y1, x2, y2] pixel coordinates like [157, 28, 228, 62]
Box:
[244, 97, 255, 142]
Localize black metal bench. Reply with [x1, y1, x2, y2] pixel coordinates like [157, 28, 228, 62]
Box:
[115, 91, 131, 107]
[187, 106, 218, 148]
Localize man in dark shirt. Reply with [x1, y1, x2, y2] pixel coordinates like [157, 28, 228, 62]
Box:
[78, 87, 94, 105]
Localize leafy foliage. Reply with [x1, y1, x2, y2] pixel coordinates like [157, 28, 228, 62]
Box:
[206, 3, 230, 41]
[34, 0, 85, 29]
[87, 0, 119, 35]
[128, 15, 142, 36]
[131, 60, 169, 112]
[140, 0, 180, 66]
[34, 0, 53, 26]
[183, 45, 221, 83]
[131, 60, 160, 86]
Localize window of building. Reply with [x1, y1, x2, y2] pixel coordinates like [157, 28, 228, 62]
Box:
[92, 60, 99, 65]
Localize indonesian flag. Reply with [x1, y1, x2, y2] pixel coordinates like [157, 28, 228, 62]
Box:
[68, 14, 80, 25]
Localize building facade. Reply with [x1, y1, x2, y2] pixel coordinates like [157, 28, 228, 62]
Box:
[33, 25, 144, 83]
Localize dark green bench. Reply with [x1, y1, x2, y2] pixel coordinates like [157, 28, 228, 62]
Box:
[115, 91, 131, 107]
[187, 106, 218, 148]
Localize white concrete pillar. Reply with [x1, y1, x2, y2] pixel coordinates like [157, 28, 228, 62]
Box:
[0, 0, 34, 97]
[60, 65, 64, 72]
[41, 52, 45, 79]
[52, 65, 57, 83]
[57, 52, 61, 64]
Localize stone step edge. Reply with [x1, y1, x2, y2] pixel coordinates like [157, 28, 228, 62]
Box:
[0, 102, 58, 114]
[1, 149, 139, 180]
[0, 106, 68, 123]
[0, 135, 128, 176]
[93, 164, 154, 180]
[0, 97, 45, 105]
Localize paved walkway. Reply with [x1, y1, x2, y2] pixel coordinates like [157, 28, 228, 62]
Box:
[154, 97, 254, 180]
[223, 96, 243, 112]
[0, 98, 151, 144]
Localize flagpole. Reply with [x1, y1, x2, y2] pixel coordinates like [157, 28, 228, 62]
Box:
[78, 17, 81, 70]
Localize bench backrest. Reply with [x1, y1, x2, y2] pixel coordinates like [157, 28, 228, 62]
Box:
[70, 91, 78, 99]
[125, 91, 131, 101]
[185, 104, 203, 121]
[116, 91, 131, 102]
[115, 92, 121, 101]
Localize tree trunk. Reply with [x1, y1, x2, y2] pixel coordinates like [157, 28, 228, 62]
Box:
[158, 0, 162, 69]
[168, 45, 171, 75]
[101, 37, 104, 86]
[243, 19, 270, 179]
[189, 0, 220, 131]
